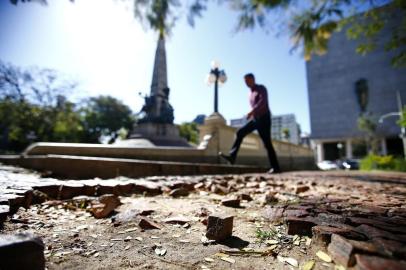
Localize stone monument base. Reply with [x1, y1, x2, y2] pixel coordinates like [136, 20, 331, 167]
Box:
[117, 123, 191, 147]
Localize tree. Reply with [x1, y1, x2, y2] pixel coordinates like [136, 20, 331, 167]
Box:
[358, 113, 379, 154]
[178, 122, 199, 144]
[11, 1, 405, 66]
[0, 60, 82, 152]
[80, 95, 135, 143]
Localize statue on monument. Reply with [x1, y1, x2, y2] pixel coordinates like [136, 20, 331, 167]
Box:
[138, 86, 174, 124]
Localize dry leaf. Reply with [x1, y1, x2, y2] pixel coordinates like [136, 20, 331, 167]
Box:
[316, 251, 332, 263]
[124, 245, 131, 250]
[305, 237, 312, 246]
[204, 257, 215, 262]
[179, 239, 190, 243]
[125, 236, 132, 241]
[278, 256, 298, 267]
[265, 239, 279, 245]
[125, 228, 137, 233]
[135, 237, 143, 242]
[302, 260, 315, 270]
[334, 265, 346, 270]
[221, 257, 235, 264]
[215, 252, 229, 258]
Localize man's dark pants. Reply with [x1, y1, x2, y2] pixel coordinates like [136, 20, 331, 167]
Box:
[229, 112, 281, 171]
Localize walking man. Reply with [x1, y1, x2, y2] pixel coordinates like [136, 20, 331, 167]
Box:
[219, 73, 281, 173]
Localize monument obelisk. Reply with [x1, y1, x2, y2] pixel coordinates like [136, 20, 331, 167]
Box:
[125, 35, 190, 147]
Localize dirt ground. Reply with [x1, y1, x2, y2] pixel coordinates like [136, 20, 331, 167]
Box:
[2, 170, 406, 269]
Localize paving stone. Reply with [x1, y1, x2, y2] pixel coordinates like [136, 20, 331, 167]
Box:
[316, 213, 347, 224]
[206, 214, 234, 241]
[138, 217, 162, 230]
[286, 217, 317, 236]
[169, 188, 190, 197]
[347, 217, 406, 234]
[355, 224, 406, 243]
[372, 238, 406, 258]
[355, 254, 406, 270]
[0, 194, 25, 212]
[332, 235, 382, 265]
[312, 225, 365, 247]
[0, 205, 9, 223]
[32, 184, 61, 199]
[0, 232, 45, 270]
[58, 183, 85, 200]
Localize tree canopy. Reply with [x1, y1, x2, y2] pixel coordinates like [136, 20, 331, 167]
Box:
[10, 0, 405, 66]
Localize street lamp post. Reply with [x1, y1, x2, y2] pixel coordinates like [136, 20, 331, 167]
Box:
[206, 61, 227, 113]
[378, 90, 406, 159]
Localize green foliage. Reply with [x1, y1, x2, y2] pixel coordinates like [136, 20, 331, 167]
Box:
[80, 95, 135, 143]
[178, 122, 199, 144]
[397, 106, 406, 127]
[360, 154, 406, 172]
[0, 61, 135, 151]
[357, 113, 379, 154]
[255, 228, 277, 242]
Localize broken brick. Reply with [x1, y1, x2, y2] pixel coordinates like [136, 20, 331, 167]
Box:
[286, 217, 317, 236]
[206, 214, 234, 241]
[0, 233, 45, 270]
[221, 198, 240, 208]
[355, 254, 406, 270]
[169, 188, 190, 197]
[295, 185, 310, 194]
[312, 225, 365, 247]
[139, 217, 162, 230]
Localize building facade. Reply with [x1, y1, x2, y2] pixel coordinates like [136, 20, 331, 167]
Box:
[230, 113, 301, 145]
[306, 8, 406, 162]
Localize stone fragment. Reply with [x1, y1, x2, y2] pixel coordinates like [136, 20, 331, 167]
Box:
[169, 188, 189, 197]
[238, 193, 253, 201]
[284, 209, 309, 218]
[138, 218, 162, 230]
[0, 205, 10, 223]
[133, 181, 162, 195]
[355, 254, 406, 270]
[164, 216, 190, 225]
[91, 194, 121, 219]
[0, 233, 45, 270]
[58, 183, 84, 200]
[312, 225, 365, 247]
[348, 217, 406, 234]
[372, 238, 406, 258]
[221, 198, 240, 208]
[355, 224, 406, 242]
[31, 190, 48, 204]
[328, 234, 385, 267]
[295, 185, 310, 194]
[286, 217, 317, 236]
[206, 214, 234, 241]
[263, 206, 285, 222]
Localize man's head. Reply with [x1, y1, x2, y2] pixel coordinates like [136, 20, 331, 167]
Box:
[244, 73, 256, 88]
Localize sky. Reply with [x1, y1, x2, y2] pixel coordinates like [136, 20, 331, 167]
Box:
[0, 0, 310, 133]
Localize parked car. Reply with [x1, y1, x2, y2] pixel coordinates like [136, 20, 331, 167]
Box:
[340, 159, 360, 170]
[317, 160, 339, 171]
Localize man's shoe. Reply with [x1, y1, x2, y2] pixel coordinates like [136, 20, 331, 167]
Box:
[219, 152, 235, 165]
[267, 168, 281, 174]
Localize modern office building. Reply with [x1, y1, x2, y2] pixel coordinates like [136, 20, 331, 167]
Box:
[306, 7, 406, 162]
[230, 113, 301, 145]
